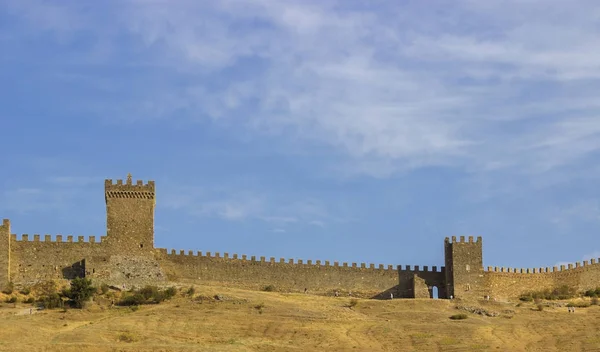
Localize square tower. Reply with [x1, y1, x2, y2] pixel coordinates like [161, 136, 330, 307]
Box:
[105, 174, 155, 253]
[444, 236, 483, 299]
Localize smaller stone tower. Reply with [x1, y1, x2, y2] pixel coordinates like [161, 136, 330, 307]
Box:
[0, 219, 10, 289]
[105, 174, 155, 253]
[444, 236, 484, 299]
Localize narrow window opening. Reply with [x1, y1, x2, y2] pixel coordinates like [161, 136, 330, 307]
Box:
[140, 243, 144, 248]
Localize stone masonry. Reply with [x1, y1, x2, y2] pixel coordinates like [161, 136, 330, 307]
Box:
[0, 175, 599, 299]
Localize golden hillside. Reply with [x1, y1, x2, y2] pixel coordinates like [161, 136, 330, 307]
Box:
[0, 283, 599, 352]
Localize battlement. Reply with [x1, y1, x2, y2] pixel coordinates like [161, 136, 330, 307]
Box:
[445, 235, 482, 244]
[105, 174, 155, 197]
[485, 259, 600, 274]
[1, 219, 8, 228]
[160, 248, 403, 271]
[11, 234, 105, 244]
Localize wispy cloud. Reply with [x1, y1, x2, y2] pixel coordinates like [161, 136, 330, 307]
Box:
[160, 185, 331, 227]
[4, 0, 600, 181]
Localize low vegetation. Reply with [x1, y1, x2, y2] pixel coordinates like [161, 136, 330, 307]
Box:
[519, 285, 577, 301]
[262, 285, 276, 292]
[118, 285, 177, 306]
[2, 283, 600, 351]
[584, 287, 600, 297]
[449, 313, 468, 320]
[62, 277, 96, 308]
[567, 301, 591, 308]
[1, 282, 13, 295]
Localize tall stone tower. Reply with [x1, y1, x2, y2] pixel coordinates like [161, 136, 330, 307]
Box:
[0, 219, 10, 289]
[105, 174, 155, 253]
[444, 236, 484, 299]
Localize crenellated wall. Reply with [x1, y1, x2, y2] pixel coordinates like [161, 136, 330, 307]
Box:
[156, 249, 400, 297]
[482, 260, 600, 299]
[1, 175, 599, 300]
[0, 219, 10, 286]
[9, 234, 108, 284]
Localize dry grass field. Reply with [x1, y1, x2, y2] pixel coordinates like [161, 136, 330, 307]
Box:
[0, 284, 599, 352]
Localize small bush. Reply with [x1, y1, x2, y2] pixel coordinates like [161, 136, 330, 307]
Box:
[117, 332, 137, 343]
[519, 295, 533, 302]
[118, 286, 176, 306]
[163, 287, 177, 300]
[99, 283, 110, 295]
[536, 304, 544, 311]
[2, 282, 14, 295]
[38, 293, 64, 309]
[186, 286, 195, 297]
[19, 287, 31, 295]
[519, 285, 578, 301]
[262, 285, 276, 292]
[567, 301, 591, 308]
[5, 296, 17, 303]
[584, 287, 600, 297]
[348, 298, 359, 308]
[119, 293, 146, 306]
[23, 297, 35, 304]
[450, 314, 468, 320]
[63, 278, 96, 308]
[139, 286, 159, 301]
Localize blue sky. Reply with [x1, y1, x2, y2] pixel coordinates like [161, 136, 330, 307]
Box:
[1, 0, 600, 270]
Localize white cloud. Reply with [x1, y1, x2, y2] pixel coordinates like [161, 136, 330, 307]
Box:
[6, 0, 600, 179]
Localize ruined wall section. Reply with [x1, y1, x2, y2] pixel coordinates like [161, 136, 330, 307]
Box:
[483, 260, 600, 299]
[0, 219, 10, 288]
[104, 177, 155, 254]
[397, 266, 447, 298]
[157, 249, 400, 297]
[9, 235, 109, 285]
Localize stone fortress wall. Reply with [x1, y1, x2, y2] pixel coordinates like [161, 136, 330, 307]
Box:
[0, 175, 599, 300]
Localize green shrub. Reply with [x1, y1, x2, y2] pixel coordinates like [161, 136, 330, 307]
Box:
[119, 293, 146, 306]
[119, 286, 176, 306]
[63, 278, 96, 308]
[19, 287, 31, 295]
[262, 285, 276, 292]
[2, 282, 14, 295]
[348, 299, 359, 308]
[450, 314, 468, 320]
[23, 297, 35, 304]
[163, 287, 177, 300]
[186, 286, 195, 297]
[139, 286, 159, 301]
[99, 283, 110, 295]
[38, 293, 64, 309]
[519, 295, 533, 302]
[5, 296, 17, 303]
[584, 287, 600, 297]
[520, 285, 578, 301]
